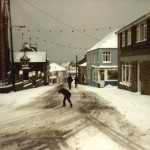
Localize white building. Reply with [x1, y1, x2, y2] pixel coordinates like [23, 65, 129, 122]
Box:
[86, 30, 118, 87]
[49, 63, 66, 84]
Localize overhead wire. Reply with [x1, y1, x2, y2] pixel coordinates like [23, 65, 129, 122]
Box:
[23, 0, 101, 41]
[13, 0, 122, 62]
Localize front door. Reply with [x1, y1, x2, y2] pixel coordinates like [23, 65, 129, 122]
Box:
[99, 70, 105, 87]
[23, 71, 29, 80]
[137, 62, 141, 92]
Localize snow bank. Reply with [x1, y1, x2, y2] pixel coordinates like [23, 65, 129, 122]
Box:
[0, 84, 56, 107]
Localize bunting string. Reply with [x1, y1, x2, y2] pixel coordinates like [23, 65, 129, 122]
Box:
[29, 36, 88, 51]
[13, 26, 122, 33]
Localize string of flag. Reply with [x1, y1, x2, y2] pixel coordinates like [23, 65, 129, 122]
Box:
[12, 26, 122, 51]
[13, 26, 121, 33]
[28, 36, 88, 51]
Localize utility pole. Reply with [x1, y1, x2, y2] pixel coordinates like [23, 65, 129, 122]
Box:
[76, 55, 78, 77]
[29, 37, 31, 46]
[8, 0, 26, 91]
[22, 33, 24, 47]
[8, 0, 16, 91]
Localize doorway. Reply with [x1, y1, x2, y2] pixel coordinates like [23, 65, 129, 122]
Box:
[99, 70, 105, 87]
[23, 71, 29, 80]
[137, 62, 141, 93]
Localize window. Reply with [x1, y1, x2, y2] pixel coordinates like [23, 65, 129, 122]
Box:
[122, 62, 131, 84]
[103, 51, 111, 63]
[127, 29, 131, 45]
[100, 70, 104, 80]
[136, 21, 147, 42]
[90, 53, 92, 63]
[87, 54, 90, 64]
[22, 60, 29, 66]
[107, 70, 118, 80]
[122, 32, 125, 47]
[97, 52, 99, 62]
[93, 52, 95, 63]
[93, 69, 98, 82]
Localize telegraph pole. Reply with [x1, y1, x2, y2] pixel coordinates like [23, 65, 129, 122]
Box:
[8, 0, 16, 91]
[76, 55, 78, 77]
[8, 0, 26, 91]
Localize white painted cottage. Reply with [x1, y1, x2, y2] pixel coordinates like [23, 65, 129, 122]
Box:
[49, 63, 66, 84]
[86, 30, 118, 87]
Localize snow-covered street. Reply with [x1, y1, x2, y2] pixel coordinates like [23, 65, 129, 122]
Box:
[0, 84, 150, 150]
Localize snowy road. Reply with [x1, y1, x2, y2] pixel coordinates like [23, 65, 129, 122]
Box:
[0, 84, 148, 150]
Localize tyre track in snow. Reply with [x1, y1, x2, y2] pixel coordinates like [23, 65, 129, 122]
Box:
[77, 90, 148, 150]
[0, 84, 148, 150]
[0, 85, 84, 150]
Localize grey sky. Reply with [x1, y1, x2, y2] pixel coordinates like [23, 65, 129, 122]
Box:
[11, 0, 150, 62]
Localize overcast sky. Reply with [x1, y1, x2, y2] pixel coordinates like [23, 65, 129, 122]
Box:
[11, 0, 150, 62]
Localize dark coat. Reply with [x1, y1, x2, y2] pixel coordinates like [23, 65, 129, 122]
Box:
[58, 88, 71, 96]
[67, 76, 73, 83]
[74, 76, 78, 83]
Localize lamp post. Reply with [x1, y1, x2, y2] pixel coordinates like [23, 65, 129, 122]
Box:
[8, 0, 26, 91]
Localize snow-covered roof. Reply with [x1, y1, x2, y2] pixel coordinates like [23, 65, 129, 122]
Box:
[87, 30, 118, 52]
[79, 62, 86, 67]
[50, 63, 66, 72]
[14, 51, 47, 63]
[50, 76, 57, 79]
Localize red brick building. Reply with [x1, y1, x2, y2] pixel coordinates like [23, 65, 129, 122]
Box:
[116, 11, 150, 95]
[0, 0, 11, 84]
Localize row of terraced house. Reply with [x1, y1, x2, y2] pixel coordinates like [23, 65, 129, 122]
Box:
[79, 11, 150, 95]
[116, 11, 150, 95]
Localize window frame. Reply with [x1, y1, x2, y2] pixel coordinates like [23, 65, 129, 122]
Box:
[127, 29, 131, 45]
[93, 69, 98, 82]
[121, 63, 131, 85]
[22, 60, 29, 67]
[122, 32, 125, 47]
[97, 51, 99, 63]
[102, 51, 111, 63]
[136, 21, 147, 42]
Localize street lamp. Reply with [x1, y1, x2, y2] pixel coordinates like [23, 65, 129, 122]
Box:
[8, 0, 26, 91]
[12, 25, 26, 28]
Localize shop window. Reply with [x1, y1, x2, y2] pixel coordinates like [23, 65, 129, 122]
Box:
[107, 70, 118, 80]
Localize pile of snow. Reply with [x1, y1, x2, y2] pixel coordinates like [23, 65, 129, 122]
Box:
[0, 84, 56, 107]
